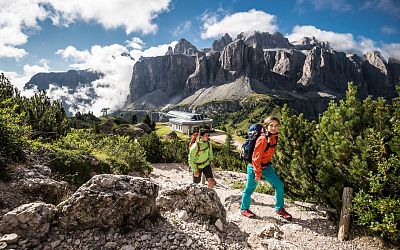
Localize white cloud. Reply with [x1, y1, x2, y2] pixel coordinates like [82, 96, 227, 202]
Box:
[381, 26, 397, 35]
[287, 25, 374, 53]
[381, 43, 400, 60]
[53, 40, 178, 115]
[56, 46, 90, 62]
[363, 0, 400, 17]
[55, 43, 134, 115]
[0, 0, 171, 60]
[126, 37, 145, 50]
[172, 21, 192, 37]
[1, 61, 49, 91]
[129, 41, 178, 60]
[286, 25, 400, 60]
[44, 0, 171, 34]
[307, 0, 352, 11]
[0, 0, 48, 59]
[201, 9, 278, 39]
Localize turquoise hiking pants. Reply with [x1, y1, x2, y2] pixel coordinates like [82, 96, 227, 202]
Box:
[240, 164, 284, 211]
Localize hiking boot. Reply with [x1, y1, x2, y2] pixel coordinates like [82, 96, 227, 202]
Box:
[241, 209, 256, 218]
[276, 208, 292, 221]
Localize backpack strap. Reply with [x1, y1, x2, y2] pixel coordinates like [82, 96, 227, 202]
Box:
[195, 141, 210, 156]
[264, 132, 278, 152]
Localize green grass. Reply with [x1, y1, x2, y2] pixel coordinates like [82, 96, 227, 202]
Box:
[155, 123, 189, 140]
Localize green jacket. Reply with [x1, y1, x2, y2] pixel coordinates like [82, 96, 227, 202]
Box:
[188, 137, 213, 172]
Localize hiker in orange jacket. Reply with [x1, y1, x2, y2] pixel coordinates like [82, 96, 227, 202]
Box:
[188, 129, 216, 188]
[240, 116, 292, 221]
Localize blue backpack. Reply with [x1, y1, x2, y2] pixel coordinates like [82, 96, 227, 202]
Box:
[240, 124, 264, 163]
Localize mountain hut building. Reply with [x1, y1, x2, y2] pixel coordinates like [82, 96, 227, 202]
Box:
[166, 111, 213, 135]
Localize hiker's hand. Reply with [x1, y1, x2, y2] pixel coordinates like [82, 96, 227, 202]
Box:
[255, 175, 261, 182]
[193, 171, 200, 177]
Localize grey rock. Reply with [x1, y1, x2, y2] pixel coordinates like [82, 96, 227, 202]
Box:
[0, 233, 19, 244]
[363, 51, 396, 98]
[292, 36, 332, 51]
[212, 33, 233, 51]
[214, 218, 224, 232]
[135, 123, 152, 133]
[243, 31, 292, 49]
[128, 54, 196, 107]
[50, 240, 61, 248]
[56, 175, 159, 230]
[0, 203, 56, 239]
[157, 184, 226, 221]
[120, 245, 135, 250]
[173, 39, 199, 56]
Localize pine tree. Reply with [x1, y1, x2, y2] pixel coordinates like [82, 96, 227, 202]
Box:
[130, 113, 137, 124]
[23, 91, 70, 140]
[314, 83, 366, 209]
[142, 113, 151, 127]
[273, 105, 319, 201]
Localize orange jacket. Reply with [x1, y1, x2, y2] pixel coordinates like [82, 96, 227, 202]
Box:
[251, 132, 278, 178]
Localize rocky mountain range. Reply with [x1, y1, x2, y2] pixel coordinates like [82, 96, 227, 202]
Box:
[26, 69, 102, 90]
[24, 32, 400, 119]
[127, 32, 400, 118]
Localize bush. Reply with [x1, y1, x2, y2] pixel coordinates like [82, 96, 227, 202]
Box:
[33, 129, 151, 186]
[0, 100, 30, 165]
[32, 142, 94, 186]
[272, 84, 400, 244]
[162, 139, 189, 163]
[24, 91, 70, 141]
[138, 132, 164, 163]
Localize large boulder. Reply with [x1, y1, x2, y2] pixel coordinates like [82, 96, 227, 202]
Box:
[135, 123, 152, 133]
[56, 174, 159, 230]
[0, 202, 56, 239]
[113, 124, 146, 139]
[156, 184, 226, 221]
[0, 165, 70, 217]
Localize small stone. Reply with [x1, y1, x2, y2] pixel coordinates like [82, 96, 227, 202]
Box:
[177, 210, 189, 221]
[50, 240, 61, 248]
[120, 245, 135, 250]
[214, 219, 224, 231]
[140, 234, 151, 241]
[160, 236, 168, 243]
[104, 241, 118, 249]
[185, 238, 193, 247]
[0, 242, 7, 250]
[0, 233, 19, 244]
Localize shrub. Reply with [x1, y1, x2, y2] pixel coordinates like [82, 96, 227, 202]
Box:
[138, 132, 164, 163]
[0, 100, 30, 166]
[24, 91, 70, 141]
[161, 139, 189, 163]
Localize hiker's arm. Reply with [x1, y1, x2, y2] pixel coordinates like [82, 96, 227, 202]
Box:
[252, 137, 266, 180]
[188, 144, 198, 172]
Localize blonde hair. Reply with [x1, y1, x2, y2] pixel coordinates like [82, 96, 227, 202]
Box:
[263, 116, 280, 126]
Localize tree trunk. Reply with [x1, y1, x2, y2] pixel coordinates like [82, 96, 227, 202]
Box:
[338, 187, 353, 241]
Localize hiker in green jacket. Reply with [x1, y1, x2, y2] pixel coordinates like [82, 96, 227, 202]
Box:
[188, 129, 216, 188]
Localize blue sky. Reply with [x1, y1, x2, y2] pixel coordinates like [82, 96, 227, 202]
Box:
[1, 0, 399, 114]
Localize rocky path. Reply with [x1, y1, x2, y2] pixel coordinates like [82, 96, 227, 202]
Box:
[0, 163, 393, 250]
[150, 163, 391, 250]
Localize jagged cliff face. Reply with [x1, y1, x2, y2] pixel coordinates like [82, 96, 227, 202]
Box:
[362, 51, 396, 98]
[127, 31, 400, 117]
[297, 47, 367, 95]
[128, 54, 196, 104]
